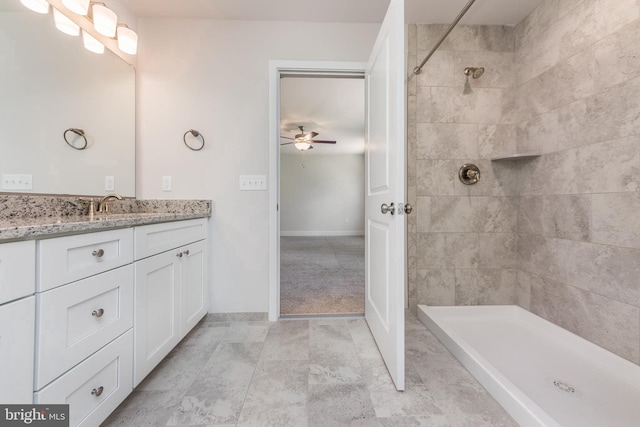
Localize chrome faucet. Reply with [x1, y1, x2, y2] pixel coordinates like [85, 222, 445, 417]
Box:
[98, 193, 123, 213]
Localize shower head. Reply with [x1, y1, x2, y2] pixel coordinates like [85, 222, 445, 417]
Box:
[464, 67, 485, 79]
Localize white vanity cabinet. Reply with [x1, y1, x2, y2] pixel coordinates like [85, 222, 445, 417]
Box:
[133, 218, 208, 386]
[34, 229, 134, 427]
[0, 240, 36, 404]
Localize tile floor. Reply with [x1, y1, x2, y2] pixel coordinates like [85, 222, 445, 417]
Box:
[280, 237, 365, 315]
[103, 311, 516, 426]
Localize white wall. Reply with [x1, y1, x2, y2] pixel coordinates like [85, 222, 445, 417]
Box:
[280, 154, 364, 236]
[136, 18, 379, 313]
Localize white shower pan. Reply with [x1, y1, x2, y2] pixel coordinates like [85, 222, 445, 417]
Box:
[417, 304, 640, 427]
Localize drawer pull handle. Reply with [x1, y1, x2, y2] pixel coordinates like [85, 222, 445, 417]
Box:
[183, 250, 190, 256]
[176, 252, 183, 258]
[92, 249, 105, 258]
[92, 309, 104, 318]
[91, 386, 104, 397]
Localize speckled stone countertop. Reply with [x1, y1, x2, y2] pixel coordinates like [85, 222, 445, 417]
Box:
[0, 195, 211, 242]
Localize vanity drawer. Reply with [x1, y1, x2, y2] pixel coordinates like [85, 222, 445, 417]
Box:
[34, 329, 133, 427]
[38, 228, 134, 292]
[0, 240, 35, 304]
[35, 265, 134, 389]
[135, 218, 207, 260]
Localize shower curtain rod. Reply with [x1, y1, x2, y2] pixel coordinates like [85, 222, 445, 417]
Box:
[413, 0, 478, 75]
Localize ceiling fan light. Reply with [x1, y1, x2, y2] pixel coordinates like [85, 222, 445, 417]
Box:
[53, 8, 80, 36]
[62, 0, 90, 15]
[20, 0, 50, 14]
[117, 25, 138, 55]
[82, 29, 104, 54]
[294, 142, 311, 151]
[92, 3, 117, 37]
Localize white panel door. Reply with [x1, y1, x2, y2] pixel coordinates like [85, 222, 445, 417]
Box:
[364, 0, 406, 391]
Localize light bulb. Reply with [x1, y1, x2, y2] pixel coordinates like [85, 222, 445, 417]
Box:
[117, 25, 138, 55]
[19, 0, 50, 14]
[82, 29, 104, 54]
[92, 4, 117, 38]
[53, 9, 80, 36]
[61, 0, 90, 15]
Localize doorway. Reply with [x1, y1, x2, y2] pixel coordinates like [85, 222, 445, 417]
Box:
[278, 74, 366, 316]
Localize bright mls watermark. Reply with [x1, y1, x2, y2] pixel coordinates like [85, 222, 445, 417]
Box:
[0, 405, 69, 426]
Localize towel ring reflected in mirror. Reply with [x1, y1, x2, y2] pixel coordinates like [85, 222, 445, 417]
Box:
[63, 128, 88, 150]
[183, 129, 205, 151]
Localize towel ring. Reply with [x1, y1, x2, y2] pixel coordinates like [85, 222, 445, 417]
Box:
[183, 129, 205, 151]
[64, 128, 88, 150]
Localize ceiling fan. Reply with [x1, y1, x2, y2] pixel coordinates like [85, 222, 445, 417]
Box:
[280, 126, 336, 151]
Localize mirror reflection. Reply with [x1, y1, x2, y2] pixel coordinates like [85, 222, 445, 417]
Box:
[0, 1, 135, 196]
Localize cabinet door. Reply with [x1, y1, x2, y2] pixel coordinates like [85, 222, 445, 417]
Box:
[0, 296, 35, 404]
[180, 240, 207, 337]
[133, 250, 180, 386]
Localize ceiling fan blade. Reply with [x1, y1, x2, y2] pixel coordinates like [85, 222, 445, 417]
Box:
[280, 142, 294, 145]
[310, 140, 337, 144]
[309, 131, 319, 139]
[280, 136, 295, 140]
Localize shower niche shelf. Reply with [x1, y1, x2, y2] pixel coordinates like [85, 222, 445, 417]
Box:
[490, 152, 541, 161]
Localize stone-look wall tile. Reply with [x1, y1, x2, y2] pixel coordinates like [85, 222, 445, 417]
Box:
[479, 233, 517, 269]
[445, 25, 515, 53]
[453, 160, 519, 197]
[517, 234, 561, 280]
[591, 19, 640, 93]
[430, 197, 516, 233]
[530, 274, 640, 364]
[555, 239, 640, 307]
[515, 270, 533, 310]
[416, 86, 503, 124]
[408, 24, 417, 98]
[557, 77, 640, 150]
[416, 196, 431, 233]
[455, 269, 517, 305]
[416, 160, 456, 196]
[416, 269, 456, 306]
[516, 0, 559, 50]
[520, 195, 592, 241]
[513, 69, 559, 120]
[592, 192, 640, 248]
[525, 18, 563, 78]
[415, 50, 455, 87]
[453, 51, 515, 89]
[558, 0, 587, 17]
[516, 111, 558, 154]
[417, 233, 479, 269]
[478, 124, 517, 159]
[416, 123, 479, 160]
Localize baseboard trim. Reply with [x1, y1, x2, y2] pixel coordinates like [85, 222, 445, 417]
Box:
[280, 231, 365, 237]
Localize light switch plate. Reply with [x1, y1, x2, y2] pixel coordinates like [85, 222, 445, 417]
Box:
[239, 175, 267, 191]
[2, 174, 32, 190]
[105, 176, 115, 191]
[162, 176, 172, 191]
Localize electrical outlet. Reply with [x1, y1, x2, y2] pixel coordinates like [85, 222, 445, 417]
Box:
[162, 176, 172, 191]
[239, 175, 267, 191]
[105, 176, 115, 191]
[2, 174, 33, 190]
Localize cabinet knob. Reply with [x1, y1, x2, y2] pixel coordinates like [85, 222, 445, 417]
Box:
[91, 386, 104, 397]
[92, 308, 104, 318]
[176, 252, 183, 258]
[183, 250, 190, 256]
[92, 249, 105, 258]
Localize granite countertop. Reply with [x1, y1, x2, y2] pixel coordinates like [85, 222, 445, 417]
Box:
[0, 196, 212, 242]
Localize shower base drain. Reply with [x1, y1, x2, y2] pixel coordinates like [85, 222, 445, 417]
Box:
[553, 380, 576, 393]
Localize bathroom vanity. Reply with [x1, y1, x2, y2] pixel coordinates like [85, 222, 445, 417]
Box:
[0, 201, 210, 426]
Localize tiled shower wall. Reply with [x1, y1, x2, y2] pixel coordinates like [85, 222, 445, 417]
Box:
[409, 0, 640, 365]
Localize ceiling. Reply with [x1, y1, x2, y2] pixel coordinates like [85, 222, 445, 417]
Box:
[280, 77, 365, 156]
[118, 0, 542, 26]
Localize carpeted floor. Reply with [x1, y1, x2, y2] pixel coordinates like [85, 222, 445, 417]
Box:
[280, 236, 365, 315]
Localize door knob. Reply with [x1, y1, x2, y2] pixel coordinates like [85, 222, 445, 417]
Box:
[381, 203, 395, 215]
[404, 203, 413, 215]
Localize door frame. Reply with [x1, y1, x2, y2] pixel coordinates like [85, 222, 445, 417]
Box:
[268, 60, 367, 321]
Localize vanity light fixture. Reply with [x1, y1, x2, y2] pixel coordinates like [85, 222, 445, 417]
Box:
[62, 0, 90, 15]
[91, 3, 117, 38]
[20, 0, 49, 14]
[116, 24, 138, 55]
[82, 29, 104, 54]
[53, 8, 80, 36]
